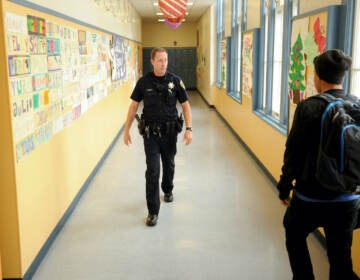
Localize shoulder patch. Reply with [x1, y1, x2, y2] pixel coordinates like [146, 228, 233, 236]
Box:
[180, 80, 186, 90]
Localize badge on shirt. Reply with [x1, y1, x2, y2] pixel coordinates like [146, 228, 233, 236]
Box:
[168, 82, 175, 90]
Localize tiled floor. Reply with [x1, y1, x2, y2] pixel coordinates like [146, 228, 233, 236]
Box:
[31, 91, 329, 280]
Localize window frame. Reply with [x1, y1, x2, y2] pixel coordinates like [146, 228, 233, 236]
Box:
[349, 0, 360, 97]
[253, 0, 294, 134]
[226, 0, 244, 102]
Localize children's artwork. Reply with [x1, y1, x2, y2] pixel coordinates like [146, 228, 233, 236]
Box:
[27, 15, 46, 36]
[221, 39, 227, 89]
[288, 11, 328, 128]
[4, 10, 138, 161]
[6, 13, 27, 34]
[289, 11, 327, 104]
[242, 31, 254, 98]
[110, 35, 127, 81]
[8, 55, 31, 76]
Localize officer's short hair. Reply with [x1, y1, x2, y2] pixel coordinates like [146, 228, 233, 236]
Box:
[151, 47, 167, 60]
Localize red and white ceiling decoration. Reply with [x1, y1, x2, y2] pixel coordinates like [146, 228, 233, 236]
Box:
[158, 0, 188, 29]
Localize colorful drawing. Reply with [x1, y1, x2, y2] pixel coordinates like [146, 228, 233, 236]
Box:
[8, 55, 31, 76]
[242, 31, 254, 98]
[5, 11, 138, 161]
[110, 35, 127, 81]
[288, 11, 328, 130]
[289, 33, 306, 104]
[221, 39, 227, 89]
[27, 15, 46, 35]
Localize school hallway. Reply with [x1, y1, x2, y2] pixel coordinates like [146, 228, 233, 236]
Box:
[31, 91, 329, 280]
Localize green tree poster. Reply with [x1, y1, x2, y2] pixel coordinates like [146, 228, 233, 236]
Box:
[289, 33, 306, 104]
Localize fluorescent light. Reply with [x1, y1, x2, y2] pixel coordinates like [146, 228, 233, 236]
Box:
[158, 19, 165, 22]
[156, 12, 164, 15]
[187, 2, 193, 5]
[153, 2, 158, 6]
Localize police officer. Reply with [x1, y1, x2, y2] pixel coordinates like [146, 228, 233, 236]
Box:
[124, 47, 192, 227]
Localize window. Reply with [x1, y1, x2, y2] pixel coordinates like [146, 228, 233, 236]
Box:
[350, 0, 360, 97]
[271, 0, 284, 118]
[216, 0, 225, 88]
[226, 0, 243, 101]
[255, 0, 293, 132]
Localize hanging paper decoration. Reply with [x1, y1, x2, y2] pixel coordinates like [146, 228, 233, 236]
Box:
[158, 0, 187, 29]
[165, 19, 182, 29]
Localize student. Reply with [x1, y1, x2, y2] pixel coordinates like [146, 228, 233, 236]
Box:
[123, 47, 192, 227]
[277, 49, 360, 280]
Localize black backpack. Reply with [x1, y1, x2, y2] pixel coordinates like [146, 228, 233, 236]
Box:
[313, 93, 360, 193]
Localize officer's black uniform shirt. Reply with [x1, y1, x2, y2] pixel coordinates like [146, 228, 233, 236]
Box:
[131, 71, 189, 121]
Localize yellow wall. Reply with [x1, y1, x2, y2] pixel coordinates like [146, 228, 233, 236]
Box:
[142, 22, 197, 48]
[247, 0, 261, 30]
[300, 0, 342, 13]
[0, 1, 139, 278]
[0, 0, 22, 277]
[196, 6, 215, 104]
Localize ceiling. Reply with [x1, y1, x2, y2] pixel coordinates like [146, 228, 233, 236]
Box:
[128, 0, 216, 23]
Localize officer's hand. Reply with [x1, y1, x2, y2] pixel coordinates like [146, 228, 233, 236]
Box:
[124, 131, 132, 146]
[183, 130, 192, 145]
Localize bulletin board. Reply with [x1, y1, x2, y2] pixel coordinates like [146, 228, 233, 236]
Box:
[5, 12, 139, 161]
[287, 6, 345, 129]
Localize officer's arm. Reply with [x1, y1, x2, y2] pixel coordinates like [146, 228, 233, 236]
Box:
[181, 101, 192, 145]
[124, 100, 140, 145]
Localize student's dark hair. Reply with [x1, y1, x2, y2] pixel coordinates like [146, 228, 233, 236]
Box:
[313, 49, 352, 84]
[151, 47, 167, 60]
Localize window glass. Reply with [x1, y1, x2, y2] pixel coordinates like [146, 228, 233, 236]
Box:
[216, 0, 225, 88]
[236, 2, 242, 93]
[271, 1, 284, 118]
[351, 0, 360, 97]
[262, 6, 269, 111]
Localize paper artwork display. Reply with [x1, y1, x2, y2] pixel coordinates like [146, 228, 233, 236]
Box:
[5, 13, 116, 161]
[4, 10, 140, 161]
[110, 35, 127, 81]
[288, 11, 328, 129]
[221, 39, 227, 89]
[27, 15, 46, 36]
[288, 12, 327, 105]
[242, 31, 254, 98]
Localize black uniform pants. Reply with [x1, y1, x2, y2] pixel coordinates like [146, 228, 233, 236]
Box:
[283, 194, 360, 280]
[143, 132, 177, 215]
